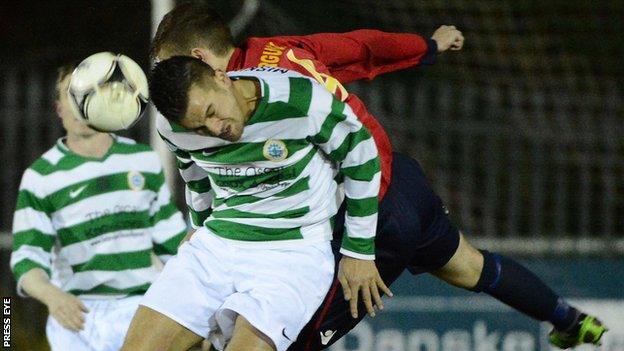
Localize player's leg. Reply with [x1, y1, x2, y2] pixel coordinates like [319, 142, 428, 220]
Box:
[225, 315, 275, 351]
[387, 152, 608, 348]
[122, 229, 237, 350]
[430, 234, 607, 348]
[122, 305, 203, 351]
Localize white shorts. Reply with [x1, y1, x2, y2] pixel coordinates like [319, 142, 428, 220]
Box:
[46, 295, 141, 351]
[140, 228, 334, 351]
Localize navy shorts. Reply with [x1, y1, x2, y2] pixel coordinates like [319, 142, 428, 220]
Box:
[289, 152, 460, 350]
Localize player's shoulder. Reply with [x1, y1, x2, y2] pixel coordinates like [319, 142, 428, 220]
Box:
[230, 66, 308, 80]
[26, 142, 66, 177]
[230, 67, 317, 97]
[113, 135, 154, 154]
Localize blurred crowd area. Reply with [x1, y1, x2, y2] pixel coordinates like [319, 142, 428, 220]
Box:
[1, 1, 622, 349]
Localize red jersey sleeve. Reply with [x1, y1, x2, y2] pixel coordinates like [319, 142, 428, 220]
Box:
[277, 30, 437, 84]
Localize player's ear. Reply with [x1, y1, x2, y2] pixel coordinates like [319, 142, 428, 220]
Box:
[191, 48, 214, 67]
[54, 101, 62, 117]
[213, 69, 231, 87]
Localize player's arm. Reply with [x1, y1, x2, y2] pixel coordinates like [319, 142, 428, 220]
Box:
[159, 133, 214, 237]
[285, 26, 463, 83]
[10, 170, 88, 331]
[148, 159, 187, 262]
[306, 78, 392, 317]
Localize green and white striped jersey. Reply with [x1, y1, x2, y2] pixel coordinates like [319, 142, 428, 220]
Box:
[10, 136, 187, 298]
[157, 67, 380, 259]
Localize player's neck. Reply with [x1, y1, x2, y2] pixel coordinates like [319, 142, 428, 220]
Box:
[233, 78, 261, 123]
[65, 132, 113, 158]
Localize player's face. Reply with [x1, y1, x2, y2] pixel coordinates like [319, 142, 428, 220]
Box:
[181, 75, 247, 142]
[56, 75, 98, 137]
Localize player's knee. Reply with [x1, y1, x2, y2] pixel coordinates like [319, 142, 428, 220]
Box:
[121, 306, 202, 351]
[226, 315, 276, 351]
[432, 233, 484, 289]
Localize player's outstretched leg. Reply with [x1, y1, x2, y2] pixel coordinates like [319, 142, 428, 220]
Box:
[431, 234, 608, 349]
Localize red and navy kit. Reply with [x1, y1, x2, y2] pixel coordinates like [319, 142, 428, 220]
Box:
[226, 30, 438, 199]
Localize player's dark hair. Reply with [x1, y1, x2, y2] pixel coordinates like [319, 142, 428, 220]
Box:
[151, 1, 234, 62]
[149, 55, 216, 123]
[55, 61, 78, 101]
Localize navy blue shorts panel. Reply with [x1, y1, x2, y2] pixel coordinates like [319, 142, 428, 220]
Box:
[288, 153, 460, 350]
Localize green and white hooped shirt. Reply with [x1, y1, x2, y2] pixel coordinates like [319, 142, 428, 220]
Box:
[157, 67, 381, 260]
[11, 136, 186, 297]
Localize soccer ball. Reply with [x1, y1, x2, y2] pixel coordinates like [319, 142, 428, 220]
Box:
[67, 52, 149, 132]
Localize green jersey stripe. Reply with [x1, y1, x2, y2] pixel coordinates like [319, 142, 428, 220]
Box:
[57, 211, 150, 246]
[328, 128, 373, 162]
[71, 249, 153, 273]
[288, 77, 313, 115]
[12, 259, 51, 281]
[341, 157, 381, 182]
[187, 178, 213, 193]
[189, 207, 213, 227]
[12, 230, 55, 251]
[46, 172, 162, 207]
[31, 142, 152, 176]
[176, 157, 194, 170]
[152, 202, 181, 223]
[68, 283, 151, 296]
[341, 235, 375, 255]
[251, 101, 305, 125]
[153, 232, 186, 256]
[310, 98, 347, 145]
[211, 176, 310, 208]
[212, 206, 309, 220]
[15, 190, 52, 213]
[346, 196, 378, 217]
[206, 220, 302, 241]
[191, 139, 309, 164]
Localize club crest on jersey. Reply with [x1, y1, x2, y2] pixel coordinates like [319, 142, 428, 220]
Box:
[127, 171, 145, 191]
[263, 139, 288, 162]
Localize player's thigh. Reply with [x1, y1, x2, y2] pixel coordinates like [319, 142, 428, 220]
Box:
[431, 232, 484, 289]
[384, 153, 461, 275]
[121, 305, 203, 351]
[226, 315, 276, 351]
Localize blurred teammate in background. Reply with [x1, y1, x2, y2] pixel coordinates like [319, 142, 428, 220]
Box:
[10, 63, 187, 351]
[150, 3, 607, 350]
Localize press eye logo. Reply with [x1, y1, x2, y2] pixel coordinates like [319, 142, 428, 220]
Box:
[127, 171, 145, 191]
[3, 297, 10, 348]
[263, 139, 288, 162]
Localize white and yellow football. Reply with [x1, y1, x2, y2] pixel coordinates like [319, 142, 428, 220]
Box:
[67, 52, 149, 132]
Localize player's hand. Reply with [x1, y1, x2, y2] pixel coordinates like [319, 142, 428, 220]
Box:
[431, 25, 465, 52]
[337, 256, 393, 319]
[45, 289, 89, 332]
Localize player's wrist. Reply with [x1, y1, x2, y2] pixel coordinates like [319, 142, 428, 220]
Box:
[339, 247, 375, 260]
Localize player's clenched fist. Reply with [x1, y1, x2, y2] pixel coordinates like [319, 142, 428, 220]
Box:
[431, 25, 465, 52]
[338, 256, 393, 319]
[45, 289, 89, 332]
